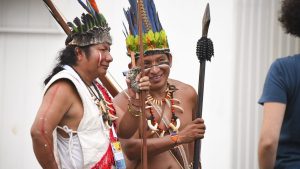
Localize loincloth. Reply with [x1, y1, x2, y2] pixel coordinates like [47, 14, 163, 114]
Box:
[169, 144, 191, 169]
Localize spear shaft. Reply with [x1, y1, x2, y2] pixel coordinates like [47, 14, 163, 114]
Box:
[137, 0, 148, 168]
[193, 3, 211, 169]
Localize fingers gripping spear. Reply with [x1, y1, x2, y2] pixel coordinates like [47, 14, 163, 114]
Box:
[193, 3, 214, 169]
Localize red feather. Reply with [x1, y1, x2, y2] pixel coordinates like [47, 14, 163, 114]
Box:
[89, 0, 99, 13]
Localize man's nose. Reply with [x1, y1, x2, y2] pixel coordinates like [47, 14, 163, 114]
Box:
[150, 64, 160, 72]
[106, 52, 113, 62]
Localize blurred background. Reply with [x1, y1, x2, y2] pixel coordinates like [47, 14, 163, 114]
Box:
[0, 0, 299, 168]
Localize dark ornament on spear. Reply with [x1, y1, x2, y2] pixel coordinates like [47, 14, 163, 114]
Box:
[193, 3, 214, 169]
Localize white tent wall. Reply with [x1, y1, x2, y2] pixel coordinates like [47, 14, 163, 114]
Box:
[232, 0, 300, 169]
[0, 0, 299, 169]
[0, 0, 65, 168]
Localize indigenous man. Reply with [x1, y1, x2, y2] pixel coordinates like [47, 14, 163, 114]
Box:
[30, 1, 149, 168]
[113, 0, 206, 168]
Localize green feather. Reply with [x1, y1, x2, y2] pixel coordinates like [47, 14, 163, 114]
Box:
[67, 22, 78, 33]
[73, 17, 82, 33]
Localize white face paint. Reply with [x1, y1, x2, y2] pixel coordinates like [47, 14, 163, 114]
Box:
[98, 51, 102, 67]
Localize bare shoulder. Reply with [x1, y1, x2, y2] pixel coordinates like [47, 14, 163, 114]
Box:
[168, 79, 197, 98]
[46, 79, 76, 94]
[113, 89, 129, 103]
[44, 79, 78, 105]
[113, 89, 130, 116]
[34, 79, 80, 132]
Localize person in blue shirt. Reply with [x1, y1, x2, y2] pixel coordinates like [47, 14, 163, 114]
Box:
[258, 0, 300, 168]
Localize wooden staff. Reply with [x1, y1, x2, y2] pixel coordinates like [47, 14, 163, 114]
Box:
[42, 0, 119, 97]
[137, 0, 148, 168]
[193, 3, 213, 169]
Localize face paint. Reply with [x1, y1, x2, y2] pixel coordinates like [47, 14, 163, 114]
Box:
[98, 51, 102, 67]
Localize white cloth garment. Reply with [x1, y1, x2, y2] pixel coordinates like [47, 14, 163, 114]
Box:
[44, 65, 111, 169]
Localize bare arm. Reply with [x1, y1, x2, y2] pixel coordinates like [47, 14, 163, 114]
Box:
[188, 86, 198, 162]
[258, 102, 286, 169]
[121, 118, 205, 161]
[120, 132, 176, 160]
[30, 81, 74, 169]
[113, 91, 141, 139]
[114, 75, 150, 139]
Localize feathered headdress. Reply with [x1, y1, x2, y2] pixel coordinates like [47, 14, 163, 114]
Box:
[123, 0, 170, 58]
[65, 0, 112, 46]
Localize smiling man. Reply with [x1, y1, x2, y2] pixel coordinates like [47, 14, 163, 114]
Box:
[113, 0, 206, 168]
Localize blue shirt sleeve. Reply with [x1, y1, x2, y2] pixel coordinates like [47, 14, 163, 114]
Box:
[258, 59, 288, 105]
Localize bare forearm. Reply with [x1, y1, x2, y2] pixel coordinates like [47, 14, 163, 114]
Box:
[258, 103, 285, 169]
[123, 135, 175, 160]
[258, 145, 277, 169]
[118, 114, 140, 138]
[32, 134, 58, 169]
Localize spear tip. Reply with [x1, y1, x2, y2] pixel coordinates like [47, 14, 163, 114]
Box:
[202, 3, 210, 36]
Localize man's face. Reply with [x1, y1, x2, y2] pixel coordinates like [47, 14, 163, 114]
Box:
[139, 53, 171, 90]
[84, 43, 113, 77]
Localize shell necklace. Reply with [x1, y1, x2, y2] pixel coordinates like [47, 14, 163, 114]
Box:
[146, 83, 184, 137]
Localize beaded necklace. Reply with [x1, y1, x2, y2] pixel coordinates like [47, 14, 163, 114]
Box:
[146, 83, 184, 137]
[71, 67, 117, 129]
[87, 82, 118, 129]
[89, 82, 118, 169]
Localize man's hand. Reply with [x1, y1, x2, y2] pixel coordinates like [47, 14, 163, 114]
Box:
[177, 118, 206, 144]
[126, 69, 150, 100]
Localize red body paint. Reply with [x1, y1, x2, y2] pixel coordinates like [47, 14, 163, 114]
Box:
[37, 84, 61, 152]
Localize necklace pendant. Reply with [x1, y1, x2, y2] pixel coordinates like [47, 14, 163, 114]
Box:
[95, 99, 100, 106]
[159, 130, 165, 137]
[99, 100, 107, 113]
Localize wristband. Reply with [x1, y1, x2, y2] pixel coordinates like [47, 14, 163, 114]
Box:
[129, 98, 141, 107]
[170, 133, 179, 146]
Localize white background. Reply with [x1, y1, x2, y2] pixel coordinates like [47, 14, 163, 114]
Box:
[0, 0, 299, 168]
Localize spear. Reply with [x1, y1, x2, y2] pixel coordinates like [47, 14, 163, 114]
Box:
[193, 3, 214, 169]
[42, 0, 119, 97]
[137, 0, 148, 168]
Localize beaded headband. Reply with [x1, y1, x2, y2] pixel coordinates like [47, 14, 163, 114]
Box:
[123, 0, 170, 58]
[65, 0, 112, 46]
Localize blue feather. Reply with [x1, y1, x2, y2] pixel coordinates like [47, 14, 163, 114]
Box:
[150, 0, 160, 31]
[85, 0, 96, 17]
[147, 0, 156, 32]
[124, 8, 136, 35]
[123, 22, 129, 36]
[124, 0, 164, 35]
[122, 30, 127, 38]
[77, 0, 92, 14]
[128, 0, 137, 13]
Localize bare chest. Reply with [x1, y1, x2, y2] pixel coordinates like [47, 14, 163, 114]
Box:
[146, 97, 193, 133]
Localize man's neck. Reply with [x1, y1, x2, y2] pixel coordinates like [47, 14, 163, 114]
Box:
[149, 83, 168, 99]
[73, 66, 94, 86]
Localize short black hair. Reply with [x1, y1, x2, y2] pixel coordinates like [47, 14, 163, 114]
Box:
[279, 0, 300, 37]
